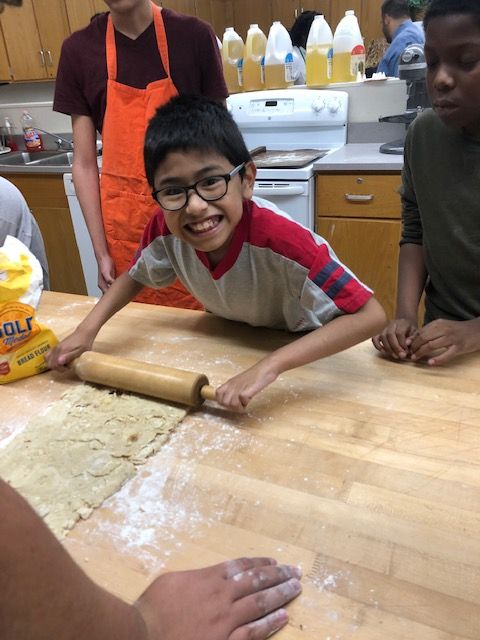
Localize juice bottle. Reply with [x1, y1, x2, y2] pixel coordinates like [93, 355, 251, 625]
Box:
[243, 24, 267, 92]
[264, 21, 294, 90]
[305, 14, 333, 87]
[331, 10, 365, 84]
[222, 27, 244, 94]
[21, 110, 43, 152]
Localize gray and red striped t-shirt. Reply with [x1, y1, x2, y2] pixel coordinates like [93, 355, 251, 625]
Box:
[129, 198, 372, 332]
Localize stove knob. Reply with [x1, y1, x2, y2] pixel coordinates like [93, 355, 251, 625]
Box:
[311, 98, 326, 113]
[327, 98, 341, 113]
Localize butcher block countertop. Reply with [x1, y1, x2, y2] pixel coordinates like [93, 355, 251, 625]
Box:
[3, 291, 480, 639]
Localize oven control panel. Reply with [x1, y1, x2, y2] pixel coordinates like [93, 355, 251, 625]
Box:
[249, 99, 295, 115]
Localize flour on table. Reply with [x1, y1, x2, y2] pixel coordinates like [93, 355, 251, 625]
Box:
[0, 384, 186, 538]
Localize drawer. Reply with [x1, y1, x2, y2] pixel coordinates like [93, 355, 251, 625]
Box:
[316, 173, 402, 219]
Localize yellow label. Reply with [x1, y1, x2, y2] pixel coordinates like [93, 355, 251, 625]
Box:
[0, 325, 58, 384]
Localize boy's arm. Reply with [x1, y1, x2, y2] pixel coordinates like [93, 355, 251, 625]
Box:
[46, 272, 143, 369]
[72, 114, 115, 292]
[0, 478, 301, 640]
[216, 297, 386, 410]
[372, 243, 427, 358]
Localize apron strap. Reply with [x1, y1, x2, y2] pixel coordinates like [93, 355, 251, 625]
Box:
[106, 2, 170, 82]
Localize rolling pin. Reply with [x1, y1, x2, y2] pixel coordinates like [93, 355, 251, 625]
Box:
[71, 351, 217, 407]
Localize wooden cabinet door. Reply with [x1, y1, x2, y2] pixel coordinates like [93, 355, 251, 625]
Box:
[90, 0, 108, 15]
[0, 27, 11, 81]
[196, 0, 233, 38]
[0, 0, 48, 80]
[64, 0, 95, 33]
[301, 0, 331, 23]
[271, 0, 297, 28]
[162, 0, 196, 15]
[361, 0, 383, 46]
[231, 0, 271, 39]
[33, 0, 70, 78]
[317, 217, 400, 319]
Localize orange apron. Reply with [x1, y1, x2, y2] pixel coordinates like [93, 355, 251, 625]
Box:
[100, 3, 202, 309]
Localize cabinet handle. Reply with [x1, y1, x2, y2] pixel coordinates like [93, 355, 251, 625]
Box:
[46, 50, 53, 66]
[294, 8, 298, 18]
[344, 193, 374, 202]
[39, 50, 45, 67]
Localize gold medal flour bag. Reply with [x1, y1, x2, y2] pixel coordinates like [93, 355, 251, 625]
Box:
[0, 235, 58, 383]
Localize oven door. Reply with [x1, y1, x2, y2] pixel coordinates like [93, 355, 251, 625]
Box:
[253, 176, 314, 230]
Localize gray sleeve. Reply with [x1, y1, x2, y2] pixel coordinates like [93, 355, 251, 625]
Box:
[0, 177, 50, 289]
[399, 125, 423, 246]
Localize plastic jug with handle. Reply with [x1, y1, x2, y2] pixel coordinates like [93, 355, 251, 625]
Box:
[243, 24, 267, 92]
[222, 27, 244, 94]
[331, 10, 365, 83]
[305, 14, 333, 87]
[263, 21, 294, 90]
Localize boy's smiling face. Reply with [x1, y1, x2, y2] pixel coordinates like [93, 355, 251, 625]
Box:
[425, 14, 480, 135]
[153, 150, 255, 266]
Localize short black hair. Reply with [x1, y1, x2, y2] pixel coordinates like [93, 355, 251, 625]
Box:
[289, 10, 320, 49]
[144, 95, 251, 188]
[381, 0, 411, 19]
[423, 0, 480, 30]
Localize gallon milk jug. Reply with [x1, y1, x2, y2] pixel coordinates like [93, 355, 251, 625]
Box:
[243, 24, 267, 92]
[305, 14, 333, 86]
[331, 10, 365, 83]
[264, 21, 294, 90]
[222, 27, 244, 94]
[20, 110, 43, 152]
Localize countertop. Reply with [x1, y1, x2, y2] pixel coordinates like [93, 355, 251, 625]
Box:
[0, 144, 402, 175]
[314, 143, 404, 171]
[3, 291, 480, 639]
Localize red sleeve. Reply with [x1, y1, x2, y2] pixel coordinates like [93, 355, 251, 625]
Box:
[131, 208, 169, 266]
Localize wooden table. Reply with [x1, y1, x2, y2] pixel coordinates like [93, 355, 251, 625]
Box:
[3, 291, 480, 639]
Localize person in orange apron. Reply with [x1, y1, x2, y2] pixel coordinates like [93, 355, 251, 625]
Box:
[54, 0, 227, 306]
[100, 3, 200, 307]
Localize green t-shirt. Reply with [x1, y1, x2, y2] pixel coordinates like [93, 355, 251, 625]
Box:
[401, 109, 480, 322]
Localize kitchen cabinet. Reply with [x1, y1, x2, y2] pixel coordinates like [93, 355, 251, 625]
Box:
[196, 0, 234, 37]
[231, 0, 271, 38]
[0, 0, 70, 81]
[0, 27, 11, 81]
[315, 172, 401, 319]
[5, 174, 87, 295]
[160, 1, 196, 16]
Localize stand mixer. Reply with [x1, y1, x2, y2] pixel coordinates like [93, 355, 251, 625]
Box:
[379, 43, 431, 155]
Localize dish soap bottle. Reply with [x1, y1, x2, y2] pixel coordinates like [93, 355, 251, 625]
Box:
[21, 110, 44, 152]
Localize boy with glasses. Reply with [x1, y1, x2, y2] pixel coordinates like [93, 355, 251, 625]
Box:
[47, 96, 386, 410]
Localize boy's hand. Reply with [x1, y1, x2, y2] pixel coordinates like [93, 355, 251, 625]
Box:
[98, 254, 116, 292]
[409, 318, 480, 365]
[135, 557, 302, 640]
[46, 328, 95, 369]
[372, 318, 418, 359]
[216, 361, 279, 410]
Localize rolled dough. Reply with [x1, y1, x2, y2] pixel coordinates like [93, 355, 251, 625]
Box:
[0, 384, 186, 538]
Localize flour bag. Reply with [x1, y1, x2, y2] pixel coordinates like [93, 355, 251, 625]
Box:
[0, 235, 58, 383]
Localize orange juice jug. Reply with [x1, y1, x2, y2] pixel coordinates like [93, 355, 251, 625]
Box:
[331, 10, 365, 83]
[305, 14, 333, 87]
[243, 24, 267, 92]
[222, 27, 244, 94]
[264, 21, 294, 90]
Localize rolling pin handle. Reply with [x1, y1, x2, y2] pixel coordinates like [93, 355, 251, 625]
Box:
[200, 384, 217, 402]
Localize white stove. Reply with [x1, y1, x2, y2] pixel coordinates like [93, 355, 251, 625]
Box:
[227, 89, 348, 229]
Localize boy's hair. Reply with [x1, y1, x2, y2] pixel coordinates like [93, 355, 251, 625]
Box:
[289, 10, 320, 49]
[381, 0, 411, 19]
[423, 0, 480, 29]
[144, 95, 251, 188]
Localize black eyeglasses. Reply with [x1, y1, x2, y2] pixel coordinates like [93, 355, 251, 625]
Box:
[152, 163, 245, 211]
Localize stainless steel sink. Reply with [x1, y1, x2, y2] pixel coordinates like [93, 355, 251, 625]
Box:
[0, 150, 73, 167]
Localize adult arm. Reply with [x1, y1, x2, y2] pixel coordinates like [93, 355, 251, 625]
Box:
[0, 478, 301, 640]
[71, 114, 115, 292]
[46, 272, 143, 368]
[216, 296, 387, 410]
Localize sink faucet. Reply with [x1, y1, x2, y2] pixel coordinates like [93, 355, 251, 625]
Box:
[34, 128, 74, 151]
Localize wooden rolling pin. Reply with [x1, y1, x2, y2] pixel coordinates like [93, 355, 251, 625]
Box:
[71, 351, 217, 407]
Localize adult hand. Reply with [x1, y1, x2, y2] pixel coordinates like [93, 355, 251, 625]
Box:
[215, 361, 279, 410]
[409, 318, 480, 365]
[372, 318, 418, 359]
[45, 328, 95, 369]
[135, 557, 302, 640]
[98, 254, 116, 292]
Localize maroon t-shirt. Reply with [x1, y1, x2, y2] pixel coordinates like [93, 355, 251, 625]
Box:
[53, 9, 228, 133]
